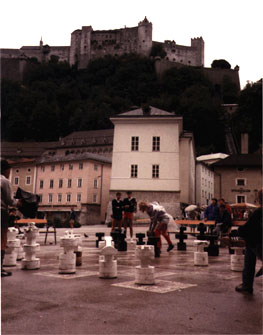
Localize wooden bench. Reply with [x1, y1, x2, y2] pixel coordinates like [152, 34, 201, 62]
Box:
[15, 219, 56, 245]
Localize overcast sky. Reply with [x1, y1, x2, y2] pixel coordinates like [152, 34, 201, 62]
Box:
[1, 0, 262, 88]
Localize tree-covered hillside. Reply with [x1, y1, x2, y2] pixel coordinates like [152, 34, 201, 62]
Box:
[1, 54, 261, 155]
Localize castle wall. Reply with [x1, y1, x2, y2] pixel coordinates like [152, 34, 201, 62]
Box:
[160, 37, 204, 67]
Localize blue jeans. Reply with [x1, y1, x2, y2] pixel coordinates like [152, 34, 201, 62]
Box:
[242, 243, 262, 288]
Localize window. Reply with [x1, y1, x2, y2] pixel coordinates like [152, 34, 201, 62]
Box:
[77, 193, 81, 202]
[16, 169, 19, 173]
[26, 176, 31, 185]
[48, 194, 53, 203]
[236, 178, 245, 186]
[94, 164, 98, 171]
[40, 180, 43, 189]
[78, 178, 82, 188]
[68, 179, 72, 188]
[39, 194, 42, 203]
[14, 177, 19, 185]
[66, 194, 71, 202]
[237, 195, 245, 203]
[58, 194, 62, 203]
[152, 137, 160, 151]
[152, 165, 159, 178]
[41, 166, 45, 172]
[51, 165, 55, 171]
[131, 136, 139, 151]
[131, 165, 138, 178]
[59, 179, 63, 188]
[50, 180, 54, 189]
[79, 163, 83, 170]
[60, 164, 64, 171]
[94, 179, 98, 188]
[93, 194, 97, 203]
[69, 164, 73, 170]
[27, 168, 31, 172]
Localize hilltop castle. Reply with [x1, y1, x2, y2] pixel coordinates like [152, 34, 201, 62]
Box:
[1, 17, 204, 69]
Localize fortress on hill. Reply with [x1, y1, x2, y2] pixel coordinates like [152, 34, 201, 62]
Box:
[1, 17, 204, 69]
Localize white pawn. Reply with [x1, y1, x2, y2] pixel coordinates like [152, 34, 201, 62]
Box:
[99, 236, 117, 279]
[231, 247, 245, 272]
[194, 240, 209, 266]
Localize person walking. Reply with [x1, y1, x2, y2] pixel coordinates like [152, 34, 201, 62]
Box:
[111, 192, 123, 231]
[235, 189, 262, 295]
[69, 207, 76, 229]
[139, 201, 174, 254]
[123, 191, 137, 240]
[1, 159, 21, 277]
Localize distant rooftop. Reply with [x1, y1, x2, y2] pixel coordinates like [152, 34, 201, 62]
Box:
[38, 152, 112, 165]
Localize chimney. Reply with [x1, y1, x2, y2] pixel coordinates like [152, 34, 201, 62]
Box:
[142, 105, 151, 116]
[241, 133, 249, 154]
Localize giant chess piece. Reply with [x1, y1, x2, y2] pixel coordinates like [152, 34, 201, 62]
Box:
[22, 223, 40, 270]
[99, 236, 117, 278]
[135, 245, 155, 285]
[194, 240, 209, 266]
[59, 231, 78, 274]
[230, 247, 245, 272]
[3, 227, 20, 267]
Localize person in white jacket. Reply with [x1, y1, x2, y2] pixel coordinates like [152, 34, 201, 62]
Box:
[139, 201, 174, 253]
[1, 159, 21, 277]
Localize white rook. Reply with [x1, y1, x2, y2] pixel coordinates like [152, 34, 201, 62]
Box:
[135, 245, 155, 285]
[59, 231, 78, 274]
[99, 236, 117, 278]
[22, 223, 40, 270]
[3, 227, 20, 267]
[194, 240, 209, 266]
[231, 247, 245, 272]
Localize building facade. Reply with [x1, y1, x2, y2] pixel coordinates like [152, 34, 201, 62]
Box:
[109, 106, 195, 218]
[213, 153, 262, 204]
[195, 162, 214, 206]
[35, 153, 111, 224]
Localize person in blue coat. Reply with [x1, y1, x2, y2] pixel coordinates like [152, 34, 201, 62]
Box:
[204, 198, 220, 222]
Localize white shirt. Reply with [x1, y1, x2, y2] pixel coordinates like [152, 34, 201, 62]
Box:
[0, 174, 17, 212]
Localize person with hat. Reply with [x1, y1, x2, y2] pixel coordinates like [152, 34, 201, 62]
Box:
[1, 159, 21, 277]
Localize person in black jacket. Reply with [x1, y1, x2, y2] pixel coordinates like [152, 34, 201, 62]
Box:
[213, 204, 232, 236]
[235, 190, 262, 295]
[111, 192, 123, 231]
[123, 191, 137, 240]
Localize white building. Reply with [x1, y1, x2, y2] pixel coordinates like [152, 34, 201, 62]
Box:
[110, 106, 195, 217]
[196, 162, 214, 206]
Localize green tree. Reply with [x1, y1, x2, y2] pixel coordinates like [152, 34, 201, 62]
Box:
[231, 79, 262, 152]
[211, 59, 231, 69]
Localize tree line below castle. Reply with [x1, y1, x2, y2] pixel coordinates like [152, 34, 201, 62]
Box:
[1, 54, 261, 155]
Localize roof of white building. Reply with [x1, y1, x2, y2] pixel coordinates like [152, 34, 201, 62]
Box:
[115, 106, 176, 117]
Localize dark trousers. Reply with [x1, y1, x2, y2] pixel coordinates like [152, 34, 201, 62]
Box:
[242, 244, 262, 288]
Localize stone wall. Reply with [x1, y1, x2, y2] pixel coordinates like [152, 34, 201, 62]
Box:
[109, 190, 181, 219]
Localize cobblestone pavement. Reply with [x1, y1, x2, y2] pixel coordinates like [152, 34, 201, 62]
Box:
[1, 225, 262, 334]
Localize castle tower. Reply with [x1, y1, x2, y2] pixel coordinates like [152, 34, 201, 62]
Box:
[69, 29, 82, 66]
[79, 26, 93, 69]
[191, 37, 204, 67]
[40, 37, 43, 48]
[137, 17, 152, 56]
